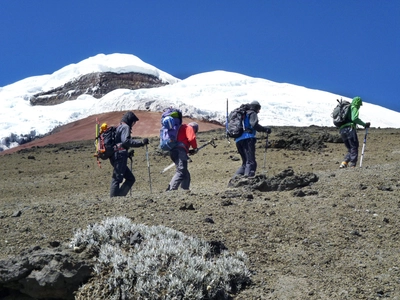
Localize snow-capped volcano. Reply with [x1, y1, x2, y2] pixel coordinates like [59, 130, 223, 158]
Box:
[1, 53, 399, 151]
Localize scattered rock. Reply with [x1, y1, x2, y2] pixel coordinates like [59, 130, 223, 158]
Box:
[179, 203, 195, 210]
[378, 185, 393, 191]
[221, 199, 233, 206]
[11, 210, 22, 218]
[204, 217, 215, 224]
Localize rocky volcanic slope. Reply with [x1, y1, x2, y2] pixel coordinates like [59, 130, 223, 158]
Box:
[29, 72, 170, 106]
[0, 126, 400, 299]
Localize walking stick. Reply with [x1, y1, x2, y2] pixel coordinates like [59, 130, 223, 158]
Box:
[129, 156, 133, 196]
[160, 139, 217, 173]
[359, 128, 369, 168]
[145, 144, 152, 193]
[226, 98, 230, 144]
[262, 133, 269, 174]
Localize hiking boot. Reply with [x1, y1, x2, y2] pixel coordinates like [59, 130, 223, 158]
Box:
[339, 161, 348, 169]
[348, 162, 356, 168]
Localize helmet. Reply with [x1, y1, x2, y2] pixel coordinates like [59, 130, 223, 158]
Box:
[188, 122, 199, 133]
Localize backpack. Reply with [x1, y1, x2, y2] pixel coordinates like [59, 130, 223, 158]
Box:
[331, 98, 351, 128]
[159, 108, 183, 151]
[95, 123, 118, 160]
[227, 104, 250, 138]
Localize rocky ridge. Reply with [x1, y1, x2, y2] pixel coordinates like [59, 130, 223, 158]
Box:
[29, 72, 169, 106]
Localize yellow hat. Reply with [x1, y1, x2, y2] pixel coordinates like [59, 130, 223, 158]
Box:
[100, 123, 108, 133]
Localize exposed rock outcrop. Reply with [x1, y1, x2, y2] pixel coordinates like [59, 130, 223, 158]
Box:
[227, 168, 319, 191]
[30, 72, 169, 106]
[0, 245, 93, 300]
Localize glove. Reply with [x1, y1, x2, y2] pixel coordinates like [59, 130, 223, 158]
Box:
[365, 122, 370, 128]
[188, 148, 198, 155]
[142, 138, 149, 145]
[264, 126, 272, 134]
[128, 149, 135, 158]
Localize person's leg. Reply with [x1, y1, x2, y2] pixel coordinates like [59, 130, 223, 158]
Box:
[243, 138, 257, 177]
[119, 167, 136, 196]
[180, 161, 191, 190]
[169, 148, 187, 190]
[110, 152, 127, 197]
[340, 127, 352, 166]
[234, 140, 246, 176]
[347, 128, 359, 166]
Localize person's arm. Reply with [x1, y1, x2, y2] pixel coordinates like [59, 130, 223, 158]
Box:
[351, 106, 366, 127]
[186, 126, 198, 149]
[119, 125, 146, 148]
[249, 112, 270, 133]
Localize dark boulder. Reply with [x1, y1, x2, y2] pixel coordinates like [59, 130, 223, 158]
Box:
[0, 245, 93, 300]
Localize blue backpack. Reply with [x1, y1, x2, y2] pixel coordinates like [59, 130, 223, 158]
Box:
[159, 108, 183, 151]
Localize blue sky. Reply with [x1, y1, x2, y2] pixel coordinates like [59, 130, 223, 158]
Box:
[1, 1, 399, 112]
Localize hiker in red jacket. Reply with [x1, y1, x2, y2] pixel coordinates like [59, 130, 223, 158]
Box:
[167, 122, 198, 191]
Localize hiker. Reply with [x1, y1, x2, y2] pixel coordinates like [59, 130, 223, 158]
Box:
[109, 111, 149, 197]
[166, 122, 199, 191]
[233, 101, 271, 178]
[339, 96, 370, 168]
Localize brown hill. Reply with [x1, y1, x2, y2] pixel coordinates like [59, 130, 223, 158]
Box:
[1, 110, 224, 155]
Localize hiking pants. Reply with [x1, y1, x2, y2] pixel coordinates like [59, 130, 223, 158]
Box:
[235, 137, 257, 177]
[168, 147, 191, 190]
[340, 126, 359, 165]
[109, 151, 135, 197]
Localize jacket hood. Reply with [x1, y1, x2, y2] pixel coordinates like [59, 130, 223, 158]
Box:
[352, 96, 363, 108]
[121, 111, 139, 127]
[188, 122, 199, 133]
[249, 101, 261, 112]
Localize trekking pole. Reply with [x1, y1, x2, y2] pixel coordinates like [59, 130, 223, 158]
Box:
[145, 144, 152, 193]
[128, 156, 133, 196]
[359, 128, 369, 168]
[160, 139, 217, 173]
[226, 98, 230, 144]
[262, 133, 269, 174]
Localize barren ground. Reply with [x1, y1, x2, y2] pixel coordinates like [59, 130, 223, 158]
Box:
[1, 114, 400, 299]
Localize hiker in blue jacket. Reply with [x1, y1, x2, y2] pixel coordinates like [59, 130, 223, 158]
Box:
[339, 96, 370, 168]
[233, 101, 271, 178]
[110, 111, 149, 197]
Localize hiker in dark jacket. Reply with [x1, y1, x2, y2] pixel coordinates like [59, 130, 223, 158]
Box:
[167, 122, 198, 191]
[339, 96, 370, 168]
[233, 101, 271, 178]
[109, 111, 149, 197]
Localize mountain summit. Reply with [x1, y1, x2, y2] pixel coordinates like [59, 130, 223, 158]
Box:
[1, 53, 400, 151]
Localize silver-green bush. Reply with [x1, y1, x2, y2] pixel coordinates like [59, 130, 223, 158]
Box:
[70, 216, 251, 299]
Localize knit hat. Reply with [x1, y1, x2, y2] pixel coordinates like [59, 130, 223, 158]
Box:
[188, 122, 199, 133]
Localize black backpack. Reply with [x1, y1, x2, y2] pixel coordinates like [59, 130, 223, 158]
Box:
[95, 125, 118, 160]
[331, 99, 351, 128]
[227, 104, 249, 138]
